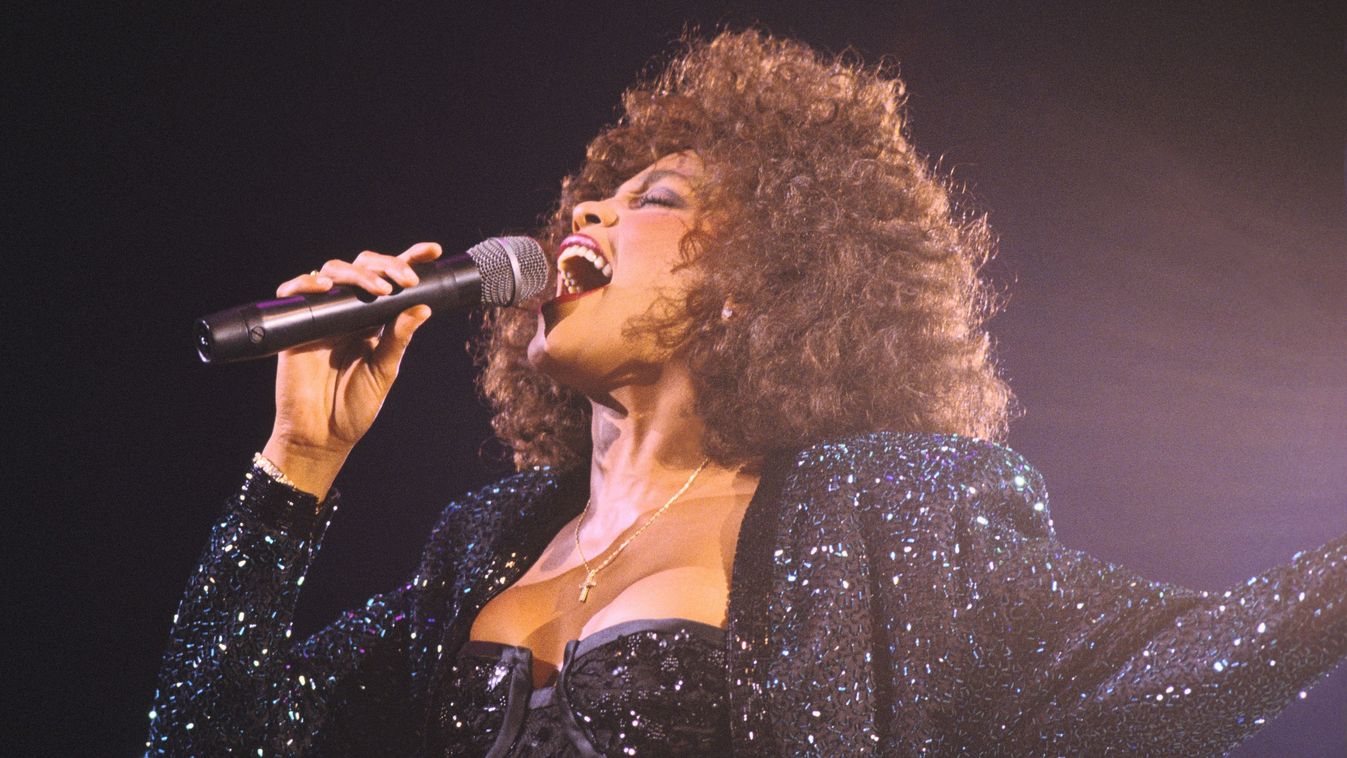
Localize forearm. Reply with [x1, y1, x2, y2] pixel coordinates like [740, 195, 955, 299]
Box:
[985, 532, 1347, 755]
[1073, 533, 1347, 753]
[147, 464, 334, 753]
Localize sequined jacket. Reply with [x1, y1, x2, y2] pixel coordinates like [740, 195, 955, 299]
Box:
[148, 433, 1347, 756]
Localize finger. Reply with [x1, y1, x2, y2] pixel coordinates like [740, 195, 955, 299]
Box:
[398, 242, 442, 264]
[276, 271, 334, 297]
[370, 305, 433, 384]
[354, 249, 420, 288]
[319, 259, 394, 295]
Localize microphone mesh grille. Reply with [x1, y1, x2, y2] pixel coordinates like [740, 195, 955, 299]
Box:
[466, 237, 548, 306]
[511, 237, 549, 300]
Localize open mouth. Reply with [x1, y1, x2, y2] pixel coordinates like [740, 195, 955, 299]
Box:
[553, 235, 613, 302]
[540, 235, 612, 334]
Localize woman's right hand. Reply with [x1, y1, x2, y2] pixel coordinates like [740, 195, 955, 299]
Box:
[260, 242, 441, 497]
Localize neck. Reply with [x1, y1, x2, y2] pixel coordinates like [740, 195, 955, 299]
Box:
[583, 362, 740, 531]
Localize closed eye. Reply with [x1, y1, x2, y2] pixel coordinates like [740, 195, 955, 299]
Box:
[633, 189, 682, 209]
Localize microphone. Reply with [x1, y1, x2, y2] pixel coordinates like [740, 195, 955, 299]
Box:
[195, 236, 548, 364]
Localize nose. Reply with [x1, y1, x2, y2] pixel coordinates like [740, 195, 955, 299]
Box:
[572, 199, 617, 232]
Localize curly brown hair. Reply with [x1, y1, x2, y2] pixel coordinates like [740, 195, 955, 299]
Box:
[477, 29, 1013, 472]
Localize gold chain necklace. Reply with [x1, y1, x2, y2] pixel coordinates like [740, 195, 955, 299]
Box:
[573, 457, 710, 603]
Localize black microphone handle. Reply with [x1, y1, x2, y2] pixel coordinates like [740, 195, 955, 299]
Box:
[196, 254, 483, 364]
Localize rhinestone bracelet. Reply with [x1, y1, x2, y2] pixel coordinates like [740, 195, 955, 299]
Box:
[252, 451, 298, 489]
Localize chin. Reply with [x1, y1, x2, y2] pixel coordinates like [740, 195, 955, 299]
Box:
[527, 317, 600, 394]
[526, 305, 661, 400]
[525, 312, 549, 370]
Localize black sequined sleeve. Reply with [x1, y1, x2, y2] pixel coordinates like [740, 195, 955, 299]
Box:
[940, 445, 1347, 755]
[146, 465, 421, 755]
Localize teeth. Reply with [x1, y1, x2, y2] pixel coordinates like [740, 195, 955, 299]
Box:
[557, 243, 614, 296]
[560, 268, 582, 295]
[559, 244, 611, 271]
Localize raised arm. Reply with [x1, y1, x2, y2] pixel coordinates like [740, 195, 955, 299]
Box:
[948, 447, 1347, 755]
[148, 242, 445, 752]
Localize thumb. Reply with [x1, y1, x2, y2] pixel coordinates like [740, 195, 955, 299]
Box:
[371, 305, 433, 383]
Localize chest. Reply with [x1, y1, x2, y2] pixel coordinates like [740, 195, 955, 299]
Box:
[467, 491, 753, 687]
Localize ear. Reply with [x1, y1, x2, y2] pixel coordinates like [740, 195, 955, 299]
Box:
[721, 297, 739, 320]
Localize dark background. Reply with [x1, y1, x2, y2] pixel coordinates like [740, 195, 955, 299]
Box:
[8, 1, 1345, 754]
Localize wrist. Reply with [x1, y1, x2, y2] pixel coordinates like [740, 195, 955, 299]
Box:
[261, 435, 349, 499]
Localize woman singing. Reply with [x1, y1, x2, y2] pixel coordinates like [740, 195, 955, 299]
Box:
[148, 31, 1346, 755]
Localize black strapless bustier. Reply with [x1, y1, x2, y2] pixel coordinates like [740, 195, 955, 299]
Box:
[435, 617, 729, 757]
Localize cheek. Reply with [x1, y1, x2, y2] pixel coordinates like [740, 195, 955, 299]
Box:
[612, 226, 693, 283]
[613, 250, 693, 293]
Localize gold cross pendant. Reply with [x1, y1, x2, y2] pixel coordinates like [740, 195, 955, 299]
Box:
[578, 572, 598, 603]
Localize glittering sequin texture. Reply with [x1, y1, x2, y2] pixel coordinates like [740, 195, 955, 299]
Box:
[148, 433, 1347, 755]
[440, 618, 728, 755]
